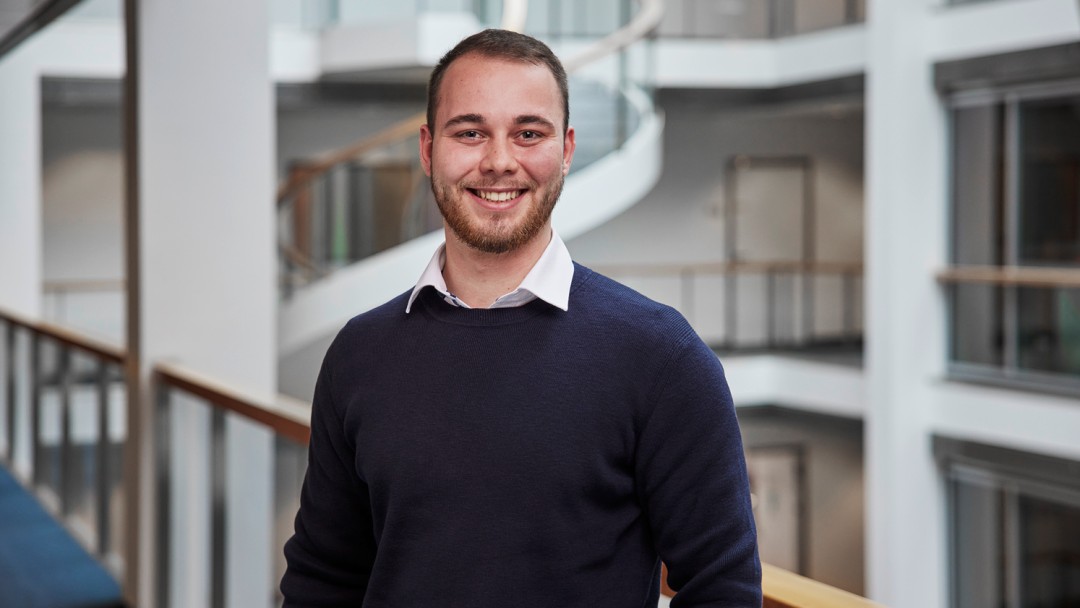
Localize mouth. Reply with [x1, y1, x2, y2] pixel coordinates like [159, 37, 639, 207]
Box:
[467, 188, 527, 208]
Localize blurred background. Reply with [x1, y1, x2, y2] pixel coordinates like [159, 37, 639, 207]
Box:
[1, 0, 1079, 606]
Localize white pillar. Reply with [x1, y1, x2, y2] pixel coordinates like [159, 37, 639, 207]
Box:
[864, 0, 949, 606]
[0, 47, 42, 316]
[134, 0, 276, 606]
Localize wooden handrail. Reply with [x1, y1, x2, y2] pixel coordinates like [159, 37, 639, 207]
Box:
[154, 360, 311, 445]
[762, 564, 884, 608]
[276, 117, 423, 204]
[43, 278, 126, 293]
[937, 265, 1080, 289]
[0, 304, 125, 363]
[593, 260, 864, 277]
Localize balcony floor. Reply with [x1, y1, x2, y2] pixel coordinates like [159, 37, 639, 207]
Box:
[0, 464, 123, 608]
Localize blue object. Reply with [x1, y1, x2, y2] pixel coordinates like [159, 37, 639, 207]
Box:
[0, 465, 124, 608]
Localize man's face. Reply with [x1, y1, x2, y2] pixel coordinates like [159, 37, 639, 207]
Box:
[420, 53, 575, 254]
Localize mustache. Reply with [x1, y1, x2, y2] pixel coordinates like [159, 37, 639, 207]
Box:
[459, 180, 534, 190]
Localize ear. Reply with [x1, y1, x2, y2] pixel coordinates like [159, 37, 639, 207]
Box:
[419, 123, 434, 177]
[561, 125, 576, 176]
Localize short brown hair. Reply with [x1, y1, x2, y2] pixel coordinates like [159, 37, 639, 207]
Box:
[427, 29, 569, 132]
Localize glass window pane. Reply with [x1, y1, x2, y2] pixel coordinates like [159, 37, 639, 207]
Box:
[952, 104, 1005, 266]
[1018, 287, 1080, 375]
[951, 283, 1005, 367]
[1018, 95, 1080, 266]
[1019, 492, 1080, 606]
[951, 477, 1007, 608]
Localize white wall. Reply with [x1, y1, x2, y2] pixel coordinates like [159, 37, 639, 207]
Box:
[135, 0, 276, 604]
[0, 49, 42, 317]
[41, 105, 125, 342]
[928, 0, 1080, 63]
[654, 27, 867, 89]
[863, 0, 949, 605]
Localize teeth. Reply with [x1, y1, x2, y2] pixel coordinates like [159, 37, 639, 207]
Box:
[476, 190, 523, 203]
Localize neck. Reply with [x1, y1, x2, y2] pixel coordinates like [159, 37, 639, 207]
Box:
[442, 226, 552, 309]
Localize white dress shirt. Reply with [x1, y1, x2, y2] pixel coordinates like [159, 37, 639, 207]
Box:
[405, 229, 575, 313]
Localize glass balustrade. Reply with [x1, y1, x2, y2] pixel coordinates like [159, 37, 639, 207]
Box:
[658, 0, 864, 39]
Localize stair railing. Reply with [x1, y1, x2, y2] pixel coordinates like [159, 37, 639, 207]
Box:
[0, 306, 127, 581]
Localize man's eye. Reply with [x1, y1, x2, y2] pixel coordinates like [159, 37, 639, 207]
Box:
[520, 130, 541, 140]
[459, 130, 481, 139]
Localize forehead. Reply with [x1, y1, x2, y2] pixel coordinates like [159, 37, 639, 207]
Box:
[435, 53, 564, 128]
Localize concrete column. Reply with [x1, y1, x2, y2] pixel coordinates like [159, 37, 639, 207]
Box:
[0, 47, 42, 316]
[864, 0, 949, 606]
[132, 0, 275, 605]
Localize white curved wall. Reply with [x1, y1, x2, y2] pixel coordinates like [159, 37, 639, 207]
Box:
[655, 26, 867, 88]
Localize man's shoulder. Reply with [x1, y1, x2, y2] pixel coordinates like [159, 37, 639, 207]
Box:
[571, 263, 696, 343]
[348, 289, 413, 327]
[323, 289, 412, 359]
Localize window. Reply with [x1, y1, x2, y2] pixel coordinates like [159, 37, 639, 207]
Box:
[938, 438, 1080, 608]
[946, 83, 1080, 391]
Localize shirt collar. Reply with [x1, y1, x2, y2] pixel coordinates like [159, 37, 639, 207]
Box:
[405, 229, 574, 313]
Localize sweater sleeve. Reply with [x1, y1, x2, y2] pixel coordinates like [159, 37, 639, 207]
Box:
[281, 350, 376, 606]
[635, 332, 762, 607]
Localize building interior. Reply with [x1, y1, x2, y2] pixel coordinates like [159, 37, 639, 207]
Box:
[1, 0, 1080, 606]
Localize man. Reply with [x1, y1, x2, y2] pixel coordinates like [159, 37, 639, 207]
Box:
[281, 29, 760, 607]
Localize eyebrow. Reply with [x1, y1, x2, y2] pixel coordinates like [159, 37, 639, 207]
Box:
[443, 113, 484, 129]
[441, 113, 557, 131]
[514, 115, 556, 131]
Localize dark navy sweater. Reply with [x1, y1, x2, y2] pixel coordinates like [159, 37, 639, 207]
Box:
[282, 265, 761, 607]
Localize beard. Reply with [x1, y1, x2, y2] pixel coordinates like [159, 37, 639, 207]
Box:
[431, 174, 563, 255]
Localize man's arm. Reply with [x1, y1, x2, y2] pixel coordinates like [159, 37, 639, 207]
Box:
[635, 332, 761, 606]
[281, 354, 376, 606]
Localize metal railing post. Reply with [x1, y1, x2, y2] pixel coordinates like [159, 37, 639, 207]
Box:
[843, 272, 855, 342]
[155, 382, 171, 608]
[96, 359, 111, 556]
[210, 407, 227, 608]
[681, 268, 696, 327]
[59, 346, 74, 516]
[5, 322, 15, 462]
[767, 270, 777, 347]
[31, 334, 43, 488]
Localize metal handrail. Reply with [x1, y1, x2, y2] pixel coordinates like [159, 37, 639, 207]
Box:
[276, 0, 665, 285]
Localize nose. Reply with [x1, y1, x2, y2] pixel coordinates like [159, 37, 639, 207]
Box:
[479, 138, 519, 175]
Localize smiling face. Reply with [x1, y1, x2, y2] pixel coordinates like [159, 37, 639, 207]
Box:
[420, 52, 575, 255]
